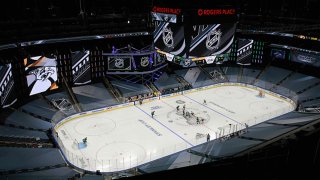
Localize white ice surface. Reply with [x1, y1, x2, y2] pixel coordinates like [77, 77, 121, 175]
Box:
[56, 85, 295, 172]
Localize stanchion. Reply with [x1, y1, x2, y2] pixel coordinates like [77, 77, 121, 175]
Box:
[109, 160, 111, 172]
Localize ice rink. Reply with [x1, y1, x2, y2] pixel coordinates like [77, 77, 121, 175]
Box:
[55, 84, 296, 172]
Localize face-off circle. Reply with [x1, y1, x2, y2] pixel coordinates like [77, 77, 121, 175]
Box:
[74, 118, 116, 136]
[176, 100, 186, 104]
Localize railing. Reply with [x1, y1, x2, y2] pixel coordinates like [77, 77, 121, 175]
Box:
[227, 75, 299, 104]
[103, 77, 123, 103]
[53, 132, 192, 173]
[51, 79, 298, 174]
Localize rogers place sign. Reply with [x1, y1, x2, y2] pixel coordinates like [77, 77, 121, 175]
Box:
[152, 6, 182, 15]
[198, 8, 235, 16]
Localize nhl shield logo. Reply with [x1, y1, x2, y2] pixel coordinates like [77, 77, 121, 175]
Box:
[162, 27, 174, 48]
[164, 15, 169, 21]
[184, 59, 191, 67]
[140, 56, 150, 67]
[206, 29, 222, 50]
[115, 58, 124, 68]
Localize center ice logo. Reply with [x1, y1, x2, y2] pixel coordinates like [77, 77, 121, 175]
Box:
[176, 100, 185, 104]
[151, 106, 162, 110]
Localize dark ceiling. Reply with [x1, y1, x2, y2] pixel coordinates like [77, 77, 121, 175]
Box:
[0, 0, 319, 45]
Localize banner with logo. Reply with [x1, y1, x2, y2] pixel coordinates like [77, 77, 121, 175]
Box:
[72, 50, 91, 85]
[165, 53, 174, 62]
[154, 52, 166, 66]
[153, 21, 187, 57]
[204, 56, 216, 64]
[24, 55, 59, 96]
[189, 23, 236, 58]
[290, 50, 320, 67]
[132, 54, 153, 70]
[179, 58, 196, 67]
[0, 63, 17, 108]
[107, 56, 132, 71]
[237, 39, 253, 65]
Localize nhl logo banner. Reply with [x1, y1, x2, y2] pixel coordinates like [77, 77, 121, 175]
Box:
[24, 55, 58, 96]
[0, 63, 17, 108]
[107, 56, 132, 71]
[189, 23, 236, 58]
[132, 54, 153, 70]
[154, 21, 187, 57]
[72, 50, 91, 85]
[237, 39, 253, 65]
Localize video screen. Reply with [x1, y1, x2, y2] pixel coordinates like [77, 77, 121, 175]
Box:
[151, 12, 177, 23]
[237, 39, 253, 65]
[271, 49, 286, 60]
[189, 23, 236, 58]
[179, 59, 195, 68]
[24, 55, 58, 96]
[107, 56, 132, 71]
[153, 21, 187, 57]
[72, 50, 91, 85]
[290, 50, 320, 67]
[0, 63, 17, 108]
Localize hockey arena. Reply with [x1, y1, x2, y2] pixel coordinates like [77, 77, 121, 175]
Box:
[54, 84, 295, 172]
[1, 0, 320, 179]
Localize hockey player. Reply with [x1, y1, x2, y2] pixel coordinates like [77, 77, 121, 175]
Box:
[186, 111, 190, 117]
[151, 111, 155, 118]
[176, 105, 180, 111]
[83, 137, 87, 144]
[245, 123, 249, 132]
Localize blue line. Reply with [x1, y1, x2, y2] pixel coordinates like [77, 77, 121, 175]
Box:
[183, 94, 242, 125]
[135, 105, 194, 147]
